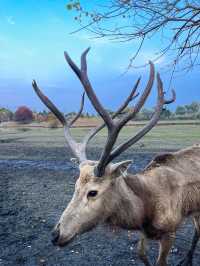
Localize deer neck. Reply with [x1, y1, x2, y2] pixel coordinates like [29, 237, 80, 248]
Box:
[106, 174, 145, 230]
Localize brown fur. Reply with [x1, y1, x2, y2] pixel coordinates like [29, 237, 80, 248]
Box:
[134, 144, 200, 234]
[105, 144, 200, 265]
[53, 144, 200, 266]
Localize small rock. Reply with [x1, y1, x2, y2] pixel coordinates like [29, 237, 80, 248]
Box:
[171, 247, 178, 254]
[131, 259, 136, 264]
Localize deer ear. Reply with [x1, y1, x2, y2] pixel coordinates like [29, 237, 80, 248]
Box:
[109, 160, 132, 178]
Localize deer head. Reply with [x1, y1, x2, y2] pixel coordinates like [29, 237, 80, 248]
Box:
[32, 48, 175, 246]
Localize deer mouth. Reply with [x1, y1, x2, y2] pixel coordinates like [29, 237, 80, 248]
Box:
[53, 233, 76, 247]
[51, 224, 77, 247]
[52, 221, 97, 247]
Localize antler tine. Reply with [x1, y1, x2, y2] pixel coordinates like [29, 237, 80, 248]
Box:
[94, 62, 155, 176]
[107, 73, 176, 163]
[117, 61, 155, 129]
[81, 47, 90, 73]
[83, 77, 141, 145]
[32, 80, 87, 162]
[164, 89, 176, 104]
[32, 80, 66, 125]
[64, 48, 113, 130]
[64, 51, 82, 80]
[69, 92, 85, 127]
[116, 77, 141, 115]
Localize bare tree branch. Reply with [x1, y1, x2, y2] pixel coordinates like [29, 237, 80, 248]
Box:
[67, 0, 200, 70]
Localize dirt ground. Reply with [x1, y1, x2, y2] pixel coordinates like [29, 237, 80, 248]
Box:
[1, 138, 200, 265]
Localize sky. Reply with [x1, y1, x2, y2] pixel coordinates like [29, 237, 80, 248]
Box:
[0, 0, 200, 114]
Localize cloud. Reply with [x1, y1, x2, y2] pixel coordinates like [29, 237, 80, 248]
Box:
[113, 51, 167, 74]
[6, 16, 15, 25]
[138, 51, 166, 65]
[71, 32, 112, 46]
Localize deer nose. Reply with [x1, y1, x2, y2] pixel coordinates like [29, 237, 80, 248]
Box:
[51, 225, 60, 245]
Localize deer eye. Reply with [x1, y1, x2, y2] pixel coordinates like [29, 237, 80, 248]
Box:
[87, 190, 98, 198]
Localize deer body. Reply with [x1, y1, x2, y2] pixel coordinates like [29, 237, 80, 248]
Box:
[144, 145, 200, 266]
[111, 144, 200, 266]
[130, 144, 200, 236]
[32, 48, 199, 265]
[53, 145, 200, 266]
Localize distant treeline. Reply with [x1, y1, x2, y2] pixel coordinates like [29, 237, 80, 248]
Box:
[133, 102, 200, 121]
[103, 101, 200, 121]
[0, 102, 200, 124]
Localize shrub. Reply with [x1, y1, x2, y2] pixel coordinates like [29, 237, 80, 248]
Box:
[46, 113, 60, 129]
[196, 112, 200, 120]
[0, 108, 13, 122]
[14, 106, 33, 123]
[175, 106, 186, 115]
[33, 112, 48, 122]
[48, 119, 60, 129]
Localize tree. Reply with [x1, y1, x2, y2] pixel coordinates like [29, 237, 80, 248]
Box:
[196, 112, 200, 119]
[161, 108, 172, 120]
[185, 102, 200, 113]
[0, 108, 13, 122]
[140, 108, 154, 120]
[14, 106, 33, 123]
[67, 0, 200, 70]
[175, 105, 186, 115]
[86, 112, 90, 118]
[191, 102, 200, 113]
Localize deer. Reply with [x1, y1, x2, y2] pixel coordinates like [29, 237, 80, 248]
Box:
[32, 48, 200, 266]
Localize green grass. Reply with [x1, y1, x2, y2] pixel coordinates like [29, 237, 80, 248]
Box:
[0, 123, 199, 152]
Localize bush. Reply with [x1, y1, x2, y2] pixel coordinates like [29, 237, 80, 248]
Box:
[196, 113, 200, 120]
[33, 112, 48, 122]
[0, 108, 13, 122]
[46, 113, 61, 129]
[175, 106, 186, 116]
[48, 119, 60, 129]
[14, 106, 33, 123]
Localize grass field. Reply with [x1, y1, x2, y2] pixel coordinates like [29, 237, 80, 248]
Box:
[0, 123, 199, 153]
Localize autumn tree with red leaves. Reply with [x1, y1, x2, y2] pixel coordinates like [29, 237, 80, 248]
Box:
[14, 106, 34, 123]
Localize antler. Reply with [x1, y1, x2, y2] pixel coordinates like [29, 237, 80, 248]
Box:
[64, 48, 175, 176]
[68, 92, 85, 127]
[33, 48, 176, 177]
[82, 78, 140, 145]
[107, 74, 176, 163]
[64, 48, 114, 130]
[32, 81, 87, 162]
[32, 72, 140, 164]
